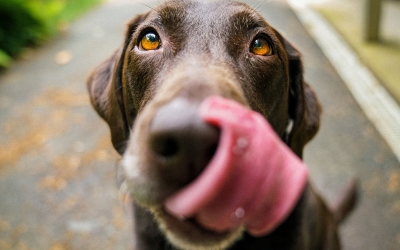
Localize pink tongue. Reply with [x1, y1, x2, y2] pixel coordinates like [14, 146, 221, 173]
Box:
[164, 96, 308, 236]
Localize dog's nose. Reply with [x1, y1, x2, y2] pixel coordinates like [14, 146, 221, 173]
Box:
[148, 98, 220, 186]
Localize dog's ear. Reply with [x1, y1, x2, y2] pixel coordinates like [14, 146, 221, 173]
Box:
[280, 36, 322, 158]
[86, 14, 147, 155]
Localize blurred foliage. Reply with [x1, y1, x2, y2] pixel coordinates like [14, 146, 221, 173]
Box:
[0, 0, 103, 68]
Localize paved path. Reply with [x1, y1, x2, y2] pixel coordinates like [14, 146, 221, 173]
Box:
[0, 0, 399, 249]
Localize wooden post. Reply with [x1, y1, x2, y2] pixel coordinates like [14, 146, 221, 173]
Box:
[365, 0, 382, 42]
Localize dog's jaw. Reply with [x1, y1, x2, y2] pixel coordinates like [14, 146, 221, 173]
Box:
[149, 206, 245, 250]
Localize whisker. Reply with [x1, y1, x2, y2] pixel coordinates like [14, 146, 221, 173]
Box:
[115, 85, 123, 92]
[131, 0, 157, 12]
[253, 0, 274, 11]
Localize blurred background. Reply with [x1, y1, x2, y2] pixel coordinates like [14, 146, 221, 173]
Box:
[0, 0, 399, 249]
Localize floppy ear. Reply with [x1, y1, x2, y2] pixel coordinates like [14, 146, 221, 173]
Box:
[86, 14, 147, 155]
[282, 38, 322, 158]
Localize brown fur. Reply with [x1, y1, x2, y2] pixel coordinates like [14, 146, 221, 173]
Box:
[87, 0, 357, 249]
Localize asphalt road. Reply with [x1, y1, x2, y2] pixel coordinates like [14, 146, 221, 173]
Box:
[0, 0, 399, 249]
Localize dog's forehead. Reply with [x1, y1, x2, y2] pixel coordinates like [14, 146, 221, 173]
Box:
[152, 0, 270, 36]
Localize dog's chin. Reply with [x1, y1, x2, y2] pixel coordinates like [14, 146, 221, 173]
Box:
[148, 206, 244, 250]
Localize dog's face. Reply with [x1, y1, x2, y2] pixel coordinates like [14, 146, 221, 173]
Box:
[87, 0, 321, 249]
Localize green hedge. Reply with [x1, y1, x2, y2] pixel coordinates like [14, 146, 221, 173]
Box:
[0, 0, 102, 68]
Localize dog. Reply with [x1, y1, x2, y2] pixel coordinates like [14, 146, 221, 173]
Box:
[86, 0, 357, 249]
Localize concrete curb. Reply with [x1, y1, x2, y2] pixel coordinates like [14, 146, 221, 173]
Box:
[288, 0, 400, 163]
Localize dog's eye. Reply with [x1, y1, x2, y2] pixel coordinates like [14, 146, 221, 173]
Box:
[140, 32, 161, 51]
[250, 37, 272, 56]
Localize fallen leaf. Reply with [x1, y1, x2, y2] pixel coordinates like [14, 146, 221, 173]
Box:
[39, 175, 67, 190]
[54, 50, 73, 65]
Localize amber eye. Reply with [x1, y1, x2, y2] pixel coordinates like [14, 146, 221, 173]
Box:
[140, 32, 161, 51]
[250, 37, 272, 56]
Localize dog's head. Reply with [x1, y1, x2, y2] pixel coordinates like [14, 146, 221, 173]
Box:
[87, 0, 321, 249]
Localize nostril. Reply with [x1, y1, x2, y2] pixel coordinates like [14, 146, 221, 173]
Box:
[150, 135, 179, 158]
[207, 143, 218, 162]
[147, 98, 221, 185]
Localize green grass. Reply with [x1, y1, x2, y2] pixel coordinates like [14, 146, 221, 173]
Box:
[0, 0, 103, 68]
[59, 0, 104, 22]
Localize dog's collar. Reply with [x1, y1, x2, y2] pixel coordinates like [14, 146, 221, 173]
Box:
[283, 118, 294, 144]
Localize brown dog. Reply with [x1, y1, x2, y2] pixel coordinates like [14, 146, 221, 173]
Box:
[87, 0, 356, 249]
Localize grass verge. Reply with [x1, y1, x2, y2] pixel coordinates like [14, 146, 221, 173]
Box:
[0, 0, 103, 68]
